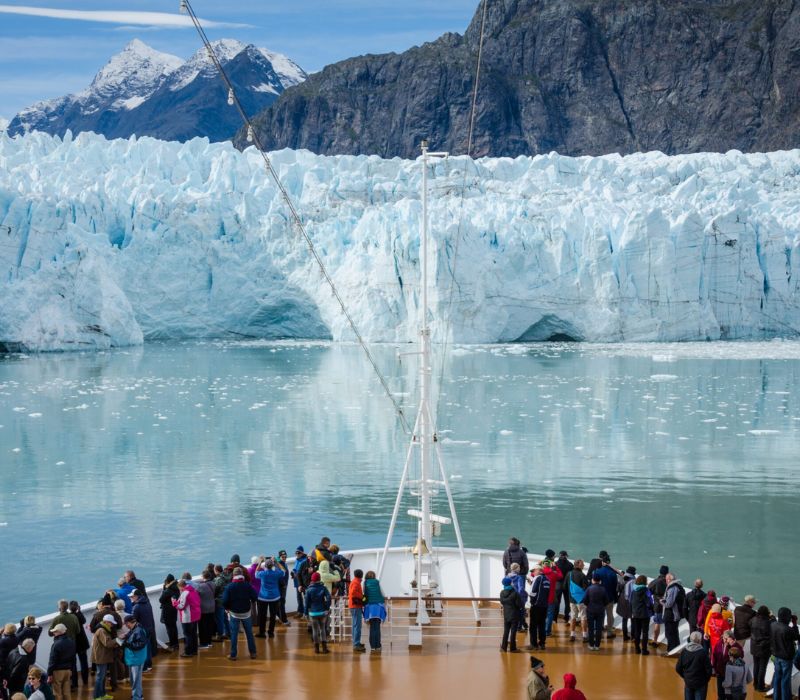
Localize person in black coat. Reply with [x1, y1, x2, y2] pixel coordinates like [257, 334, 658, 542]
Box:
[584, 575, 609, 651]
[130, 590, 157, 670]
[769, 607, 799, 700]
[749, 606, 773, 692]
[4, 638, 36, 694]
[499, 577, 522, 652]
[675, 630, 713, 699]
[683, 579, 705, 635]
[68, 601, 90, 689]
[159, 574, 180, 650]
[629, 575, 654, 655]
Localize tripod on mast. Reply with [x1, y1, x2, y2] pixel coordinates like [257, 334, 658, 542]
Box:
[378, 141, 479, 629]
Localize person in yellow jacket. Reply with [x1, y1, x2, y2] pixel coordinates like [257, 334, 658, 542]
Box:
[90, 615, 119, 700]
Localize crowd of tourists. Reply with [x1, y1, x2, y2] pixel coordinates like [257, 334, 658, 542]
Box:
[2, 535, 798, 700]
[0, 537, 388, 700]
[502, 538, 800, 700]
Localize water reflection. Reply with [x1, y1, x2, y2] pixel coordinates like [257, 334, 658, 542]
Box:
[0, 340, 798, 619]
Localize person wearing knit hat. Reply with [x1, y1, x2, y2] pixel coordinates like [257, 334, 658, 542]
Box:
[500, 576, 522, 652]
[526, 656, 552, 699]
[304, 570, 331, 654]
[222, 566, 258, 661]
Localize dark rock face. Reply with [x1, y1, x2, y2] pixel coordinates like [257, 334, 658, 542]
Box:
[238, 0, 800, 158]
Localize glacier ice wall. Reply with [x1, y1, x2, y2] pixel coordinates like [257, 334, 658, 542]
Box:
[1, 131, 799, 350]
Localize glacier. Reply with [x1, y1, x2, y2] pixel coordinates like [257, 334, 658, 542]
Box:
[1, 131, 799, 351]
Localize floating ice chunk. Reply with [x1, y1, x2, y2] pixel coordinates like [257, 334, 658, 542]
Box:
[56, 460, 65, 465]
[650, 374, 678, 382]
[602, 487, 615, 493]
[28, 412, 42, 418]
[748, 429, 780, 435]
[62, 503, 71, 508]
[499, 429, 513, 435]
[242, 449, 256, 454]
[11, 448, 21, 453]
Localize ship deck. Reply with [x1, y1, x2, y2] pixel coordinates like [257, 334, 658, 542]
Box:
[135, 612, 689, 699]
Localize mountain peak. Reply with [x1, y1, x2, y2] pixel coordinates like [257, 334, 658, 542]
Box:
[90, 40, 183, 95]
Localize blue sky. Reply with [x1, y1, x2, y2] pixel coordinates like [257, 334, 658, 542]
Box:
[0, 0, 479, 119]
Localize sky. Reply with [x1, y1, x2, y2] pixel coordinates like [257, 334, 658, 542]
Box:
[0, 0, 479, 119]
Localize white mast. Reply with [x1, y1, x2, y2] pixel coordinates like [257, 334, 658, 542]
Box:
[378, 140, 479, 632]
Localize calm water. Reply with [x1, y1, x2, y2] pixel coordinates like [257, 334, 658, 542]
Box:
[1, 340, 799, 621]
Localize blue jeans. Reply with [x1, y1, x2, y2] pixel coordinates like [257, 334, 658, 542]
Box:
[215, 605, 229, 637]
[351, 607, 363, 646]
[587, 611, 603, 647]
[683, 687, 707, 700]
[93, 662, 108, 699]
[369, 619, 382, 649]
[545, 602, 557, 635]
[128, 664, 143, 700]
[229, 615, 256, 658]
[773, 657, 792, 700]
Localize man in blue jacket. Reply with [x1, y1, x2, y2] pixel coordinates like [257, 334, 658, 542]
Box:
[222, 569, 258, 660]
[130, 589, 157, 671]
[593, 558, 620, 639]
[122, 615, 148, 700]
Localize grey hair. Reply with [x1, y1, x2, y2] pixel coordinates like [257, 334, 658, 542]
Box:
[21, 638, 36, 651]
[689, 631, 703, 643]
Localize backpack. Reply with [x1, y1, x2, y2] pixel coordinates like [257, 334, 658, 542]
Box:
[569, 572, 586, 604]
[125, 625, 148, 651]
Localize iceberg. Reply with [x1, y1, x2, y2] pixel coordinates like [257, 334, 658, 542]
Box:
[1, 131, 799, 351]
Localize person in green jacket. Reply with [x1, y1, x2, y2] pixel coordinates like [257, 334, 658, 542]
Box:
[363, 571, 386, 653]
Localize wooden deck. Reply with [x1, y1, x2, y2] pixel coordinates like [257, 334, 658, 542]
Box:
[114, 616, 701, 699]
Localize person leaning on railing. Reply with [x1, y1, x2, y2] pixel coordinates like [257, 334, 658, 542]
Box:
[363, 571, 387, 653]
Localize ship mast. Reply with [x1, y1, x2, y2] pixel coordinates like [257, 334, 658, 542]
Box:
[378, 140, 478, 629]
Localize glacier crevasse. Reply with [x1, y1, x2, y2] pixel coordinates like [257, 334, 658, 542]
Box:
[1, 131, 799, 350]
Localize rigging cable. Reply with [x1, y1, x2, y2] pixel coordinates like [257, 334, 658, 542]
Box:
[434, 0, 490, 426]
[180, 0, 411, 434]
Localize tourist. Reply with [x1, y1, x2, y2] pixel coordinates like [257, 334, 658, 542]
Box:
[318, 558, 341, 596]
[212, 565, 230, 641]
[509, 563, 528, 633]
[49, 601, 79, 643]
[4, 638, 36, 695]
[696, 589, 717, 635]
[173, 579, 201, 657]
[121, 615, 148, 700]
[592, 557, 618, 639]
[528, 565, 550, 651]
[68, 601, 90, 689]
[629, 574, 653, 655]
[770, 607, 799, 700]
[705, 604, 731, 654]
[722, 646, 752, 700]
[329, 544, 351, 597]
[348, 568, 366, 653]
[90, 614, 117, 700]
[499, 576, 522, 652]
[291, 546, 311, 618]
[196, 570, 217, 648]
[363, 570, 387, 653]
[503, 537, 529, 575]
[25, 667, 47, 700]
[158, 575, 180, 651]
[224, 555, 249, 582]
[584, 574, 609, 651]
[275, 550, 291, 624]
[675, 630, 713, 700]
[305, 571, 331, 654]
[526, 655, 552, 700]
[255, 557, 283, 639]
[748, 605, 772, 692]
[647, 565, 669, 647]
[112, 601, 128, 684]
[114, 578, 135, 614]
[314, 537, 332, 563]
[222, 568, 258, 661]
[554, 552, 574, 624]
[566, 559, 588, 643]
[129, 589, 156, 670]
[683, 580, 705, 636]
[732, 594, 756, 643]
[551, 673, 586, 700]
[712, 631, 742, 700]
[542, 559, 563, 637]
[125, 571, 146, 596]
[89, 596, 122, 691]
[47, 623, 75, 700]
[616, 566, 636, 642]
[662, 572, 685, 653]
[1, 623, 18, 665]
[15, 615, 42, 654]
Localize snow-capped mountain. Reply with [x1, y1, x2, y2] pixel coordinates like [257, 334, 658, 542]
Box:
[0, 117, 8, 133]
[7, 39, 306, 142]
[1, 132, 799, 351]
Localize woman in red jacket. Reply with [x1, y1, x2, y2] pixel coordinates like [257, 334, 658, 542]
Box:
[552, 673, 587, 700]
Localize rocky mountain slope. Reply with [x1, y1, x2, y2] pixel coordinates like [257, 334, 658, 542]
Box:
[237, 0, 800, 158]
[8, 39, 305, 142]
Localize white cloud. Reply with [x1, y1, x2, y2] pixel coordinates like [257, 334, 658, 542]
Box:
[0, 5, 251, 28]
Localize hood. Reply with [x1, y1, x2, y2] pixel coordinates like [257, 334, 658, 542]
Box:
[319, 560, 331, 573]
[563, 673, 577, 689]
[623, 573, 634, 581]
[685, 642, 704, 652]
[668, 579, 683, 588]
[507, 543, 520, 552]
[777, 607, 791, 624]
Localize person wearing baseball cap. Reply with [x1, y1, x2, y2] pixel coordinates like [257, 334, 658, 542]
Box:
[91, 615, 119, 700]
[46, 623, 75, 700]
